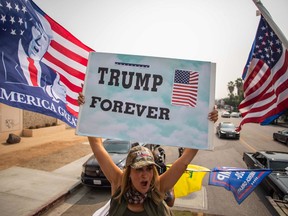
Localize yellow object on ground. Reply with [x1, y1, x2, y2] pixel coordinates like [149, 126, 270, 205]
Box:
[167, 164, 210, 198]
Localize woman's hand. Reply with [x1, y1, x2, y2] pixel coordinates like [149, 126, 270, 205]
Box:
[78, 92, 85, 105]
[208, 107, 218, 123]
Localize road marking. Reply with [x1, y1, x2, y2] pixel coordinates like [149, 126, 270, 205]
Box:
[240, 137, 257, 152]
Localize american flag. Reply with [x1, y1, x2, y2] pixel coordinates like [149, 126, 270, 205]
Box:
[238, 15, 288, 130]
[0, 0, 94, 127]
[171, 69, 199, 108]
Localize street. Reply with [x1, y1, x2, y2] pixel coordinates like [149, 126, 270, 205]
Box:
[45, 117, 288, 216]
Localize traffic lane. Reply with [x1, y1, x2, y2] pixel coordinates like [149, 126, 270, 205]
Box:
[192, 119, 279, 216]
[226, 117, 288, 152]
[241, 124, 288, 152]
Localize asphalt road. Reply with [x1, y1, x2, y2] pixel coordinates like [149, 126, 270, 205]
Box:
[193, 117, 287, 216]
[45, 117, 288, 216]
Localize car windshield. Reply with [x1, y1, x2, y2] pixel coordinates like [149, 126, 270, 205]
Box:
[221, 123, 235, 129]
[269, 161, 288, 170]
[103, 140, 130, 153]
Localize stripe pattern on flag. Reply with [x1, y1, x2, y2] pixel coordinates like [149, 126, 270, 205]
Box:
[171, 69, 199, 108]
[41, 12, 94, 117]
[238, 15, 288, 130]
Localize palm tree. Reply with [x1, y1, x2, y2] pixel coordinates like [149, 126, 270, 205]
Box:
[235, 78, 243, 97]
[235, 78, 244, 100]
[227, 81, 235, 97]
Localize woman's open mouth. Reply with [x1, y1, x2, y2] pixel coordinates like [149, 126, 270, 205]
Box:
[141, 181, 148, 187]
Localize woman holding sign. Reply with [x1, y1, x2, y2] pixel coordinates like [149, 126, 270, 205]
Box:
[78, 93, 218, 216]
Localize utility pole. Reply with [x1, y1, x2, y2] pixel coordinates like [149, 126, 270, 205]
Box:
[252, 0, 288, 48]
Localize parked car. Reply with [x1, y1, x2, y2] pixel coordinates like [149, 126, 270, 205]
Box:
[243, 151, 288, 201]
[81, 139, 165, 187]
[230, 112, 240, 118]
[221, 111, 230, 118]
[273, 129, 288, 145]
[216, 122, 240, 139]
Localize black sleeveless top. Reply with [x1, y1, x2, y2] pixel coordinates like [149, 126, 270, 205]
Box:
[123, 208, 148, 216]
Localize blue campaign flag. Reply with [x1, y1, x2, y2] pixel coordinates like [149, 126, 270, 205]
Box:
[0, 0, 94, 127]
[208, 167, 272, 204]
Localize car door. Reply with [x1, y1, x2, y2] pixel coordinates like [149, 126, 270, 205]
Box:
[254, 154, 273, 192]
[280, 131, 288, 143]
[253, 153, 267, 169]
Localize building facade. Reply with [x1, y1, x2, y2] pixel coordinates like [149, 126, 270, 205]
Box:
[0, 103, 61, 143]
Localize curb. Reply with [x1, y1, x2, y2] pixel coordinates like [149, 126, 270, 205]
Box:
[31, 181, 83, 216]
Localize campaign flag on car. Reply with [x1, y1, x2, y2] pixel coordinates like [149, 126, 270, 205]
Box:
[0, 0, 94, 127]
[209, 167, 272, 204]
[238, 15, 288, 130]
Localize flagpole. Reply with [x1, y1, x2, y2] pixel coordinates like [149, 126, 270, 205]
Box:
[252, 0, 288, 49]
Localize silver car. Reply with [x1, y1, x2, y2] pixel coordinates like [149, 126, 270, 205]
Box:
[221, 111, 230, 118]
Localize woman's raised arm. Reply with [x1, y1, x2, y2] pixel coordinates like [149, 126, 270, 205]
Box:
[78, 92, 122, 194]
[159, 148, 198, 193]
[159, 108, 218, 193]
[87, 137, 123, 194]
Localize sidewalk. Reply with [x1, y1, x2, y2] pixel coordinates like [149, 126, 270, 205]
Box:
[0, 128, 92, 216]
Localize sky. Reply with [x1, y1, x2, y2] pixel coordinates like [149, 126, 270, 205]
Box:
[33, 0, 288, 99]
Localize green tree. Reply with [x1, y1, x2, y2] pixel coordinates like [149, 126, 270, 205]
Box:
[223, 78, 288, 123]
[223, 78, 244, 112]
[227, 81, 235, 98]
[235, 78, 244, 100]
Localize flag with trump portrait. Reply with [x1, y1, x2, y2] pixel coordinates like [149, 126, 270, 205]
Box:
[238, 15, 288, 130]
[0, 0, 94, 127]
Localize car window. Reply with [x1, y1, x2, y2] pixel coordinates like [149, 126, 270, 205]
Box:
[221, 123, 235, 129]
[255, 154, 267, 167]
[103, 141, 130, 153]
[131, 142, 140, 148]
[269, 161, 288, 170]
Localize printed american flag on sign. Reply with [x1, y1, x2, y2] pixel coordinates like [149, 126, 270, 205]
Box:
[0, 0, 94, 127]
[238, 15, 288, 130]
[171, 70, 199, 108]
